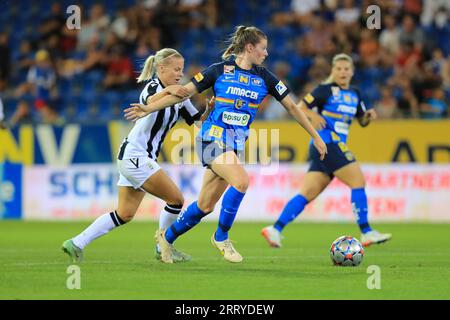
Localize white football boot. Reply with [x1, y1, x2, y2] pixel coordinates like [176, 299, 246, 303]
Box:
[211, 234, 243, 263]
[261, 226, 283, 248]
[361, 230, 392, 247]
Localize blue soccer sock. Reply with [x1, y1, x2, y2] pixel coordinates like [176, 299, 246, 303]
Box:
[274, 194, 308, 232]
[165, 201, 206, 244]
[214, 187, 246, 242]
[351, 188, 372, 233]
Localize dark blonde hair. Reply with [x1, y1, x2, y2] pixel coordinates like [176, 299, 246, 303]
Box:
[137, 48, 183, 83]
[322, 53, 354, 84]
[222, 25, 267, 60]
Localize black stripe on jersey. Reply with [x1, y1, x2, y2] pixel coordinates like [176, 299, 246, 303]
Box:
[155, 107, 177, 159]
[117, 139, 128, 160]
[179, 107, 201, 126]
[147, 109, 166, 158]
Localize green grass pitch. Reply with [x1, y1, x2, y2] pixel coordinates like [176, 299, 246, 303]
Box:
[1, 221, 449, 300]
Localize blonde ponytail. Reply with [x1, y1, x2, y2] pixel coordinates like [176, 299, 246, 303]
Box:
[136, 48, 183, 83]
[322, 53, 354, 84]
[137, 55, 156, 83]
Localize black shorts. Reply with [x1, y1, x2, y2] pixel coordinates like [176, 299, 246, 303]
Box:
[308, 142, 356, 177]
[196, 138, 241, 167]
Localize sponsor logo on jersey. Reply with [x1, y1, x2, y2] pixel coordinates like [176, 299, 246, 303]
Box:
[334, 121, 349, 135]
[304, 93, 315, 104]
[331, 86, 341, 97]
[209, 125, 223, 138]
[337, 104, 357, 114]
[275, 81, 287, 95]
[224, 65, 235, 75]
[222, 111, 250, 126]
[235, 98, 246, 109]
[225, 86, 259, 99]
[251, 78, 262, 86]
[239, 74, 250, 85]
[194, 72, 204, 82]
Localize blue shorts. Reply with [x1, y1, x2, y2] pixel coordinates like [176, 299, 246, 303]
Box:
[196, 138, 241, 167]
[308, 142, 356, 177]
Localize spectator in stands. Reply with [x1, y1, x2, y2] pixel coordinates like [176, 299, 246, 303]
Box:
[14, 50, 60, 124]
[374, 85, 399, 119]
[272, 0, 321, 26]
[335, 0, 360, 27]
[304, 16, 334, 56]
[379, 14, 401, 55]
[16, 40, 35, 80]
[39, 2, 65, 42]
[77, 4, 110, 51]
[358, 29, 379, 65]
[102, 45, 134, 91]
[399, 15, 424, 51]
[421, 0, 450, 27]
[420, 87, 448, 119]
[0, 32, 10, 91]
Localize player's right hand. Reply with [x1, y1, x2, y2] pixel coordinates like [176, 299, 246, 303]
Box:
[310, 113, 326, 130]
[313, 136, 327, 161]
[124, 103, 148, 122]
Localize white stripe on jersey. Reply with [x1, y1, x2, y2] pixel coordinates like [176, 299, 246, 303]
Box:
[120, 78, 200, 160]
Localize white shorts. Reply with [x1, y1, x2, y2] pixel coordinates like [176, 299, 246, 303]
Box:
[117, 157, 161, 189]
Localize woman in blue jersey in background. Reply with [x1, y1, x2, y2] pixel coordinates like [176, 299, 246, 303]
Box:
[125, 25, 327, 263]
[262, 53, 392, 248]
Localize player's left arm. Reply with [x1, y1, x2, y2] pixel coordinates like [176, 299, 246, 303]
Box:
[280, 95, 327, 160]
[355, 90, 377, 127]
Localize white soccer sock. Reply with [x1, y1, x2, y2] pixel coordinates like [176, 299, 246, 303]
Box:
[158, 204, 183, 230]
[72, 211, 126, 249]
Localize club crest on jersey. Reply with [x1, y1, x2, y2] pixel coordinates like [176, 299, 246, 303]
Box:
[251, 78, 262, 86]
[224, 65, 235, 75]
[239, 74, 250, 85]
[234, 98, 246, 109]
[194, 72, 204, 82]
[331, 86, 341, 97]
[343, 94, 351, 103]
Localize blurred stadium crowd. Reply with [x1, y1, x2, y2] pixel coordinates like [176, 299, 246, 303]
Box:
[0, 0, 449, 125]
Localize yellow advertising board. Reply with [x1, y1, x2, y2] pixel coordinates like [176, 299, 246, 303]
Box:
[158, 120, 450, 163]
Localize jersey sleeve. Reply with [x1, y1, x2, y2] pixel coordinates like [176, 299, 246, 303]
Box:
[262, 68, 291, 101]
[302, 85, 330, 110]
[354, 88, 368, 118]
[179, 99, 201, 126]
[140, 80, 159, 104]
[191, 63, 221, 94]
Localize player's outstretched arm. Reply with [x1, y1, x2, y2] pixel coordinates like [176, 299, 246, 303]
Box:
[280, 95, 327, 160]
[357, 109, 377, 127]
[124, 82, 198, 121]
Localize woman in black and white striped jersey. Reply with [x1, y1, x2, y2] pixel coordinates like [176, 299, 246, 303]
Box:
[62, 48, 213, 263]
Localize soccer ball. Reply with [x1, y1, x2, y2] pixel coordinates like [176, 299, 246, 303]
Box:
[330, 236, 364, 266]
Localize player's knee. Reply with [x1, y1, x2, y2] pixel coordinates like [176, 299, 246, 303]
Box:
[232, 175, 249, 193]
[167, 193, 184, 207]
